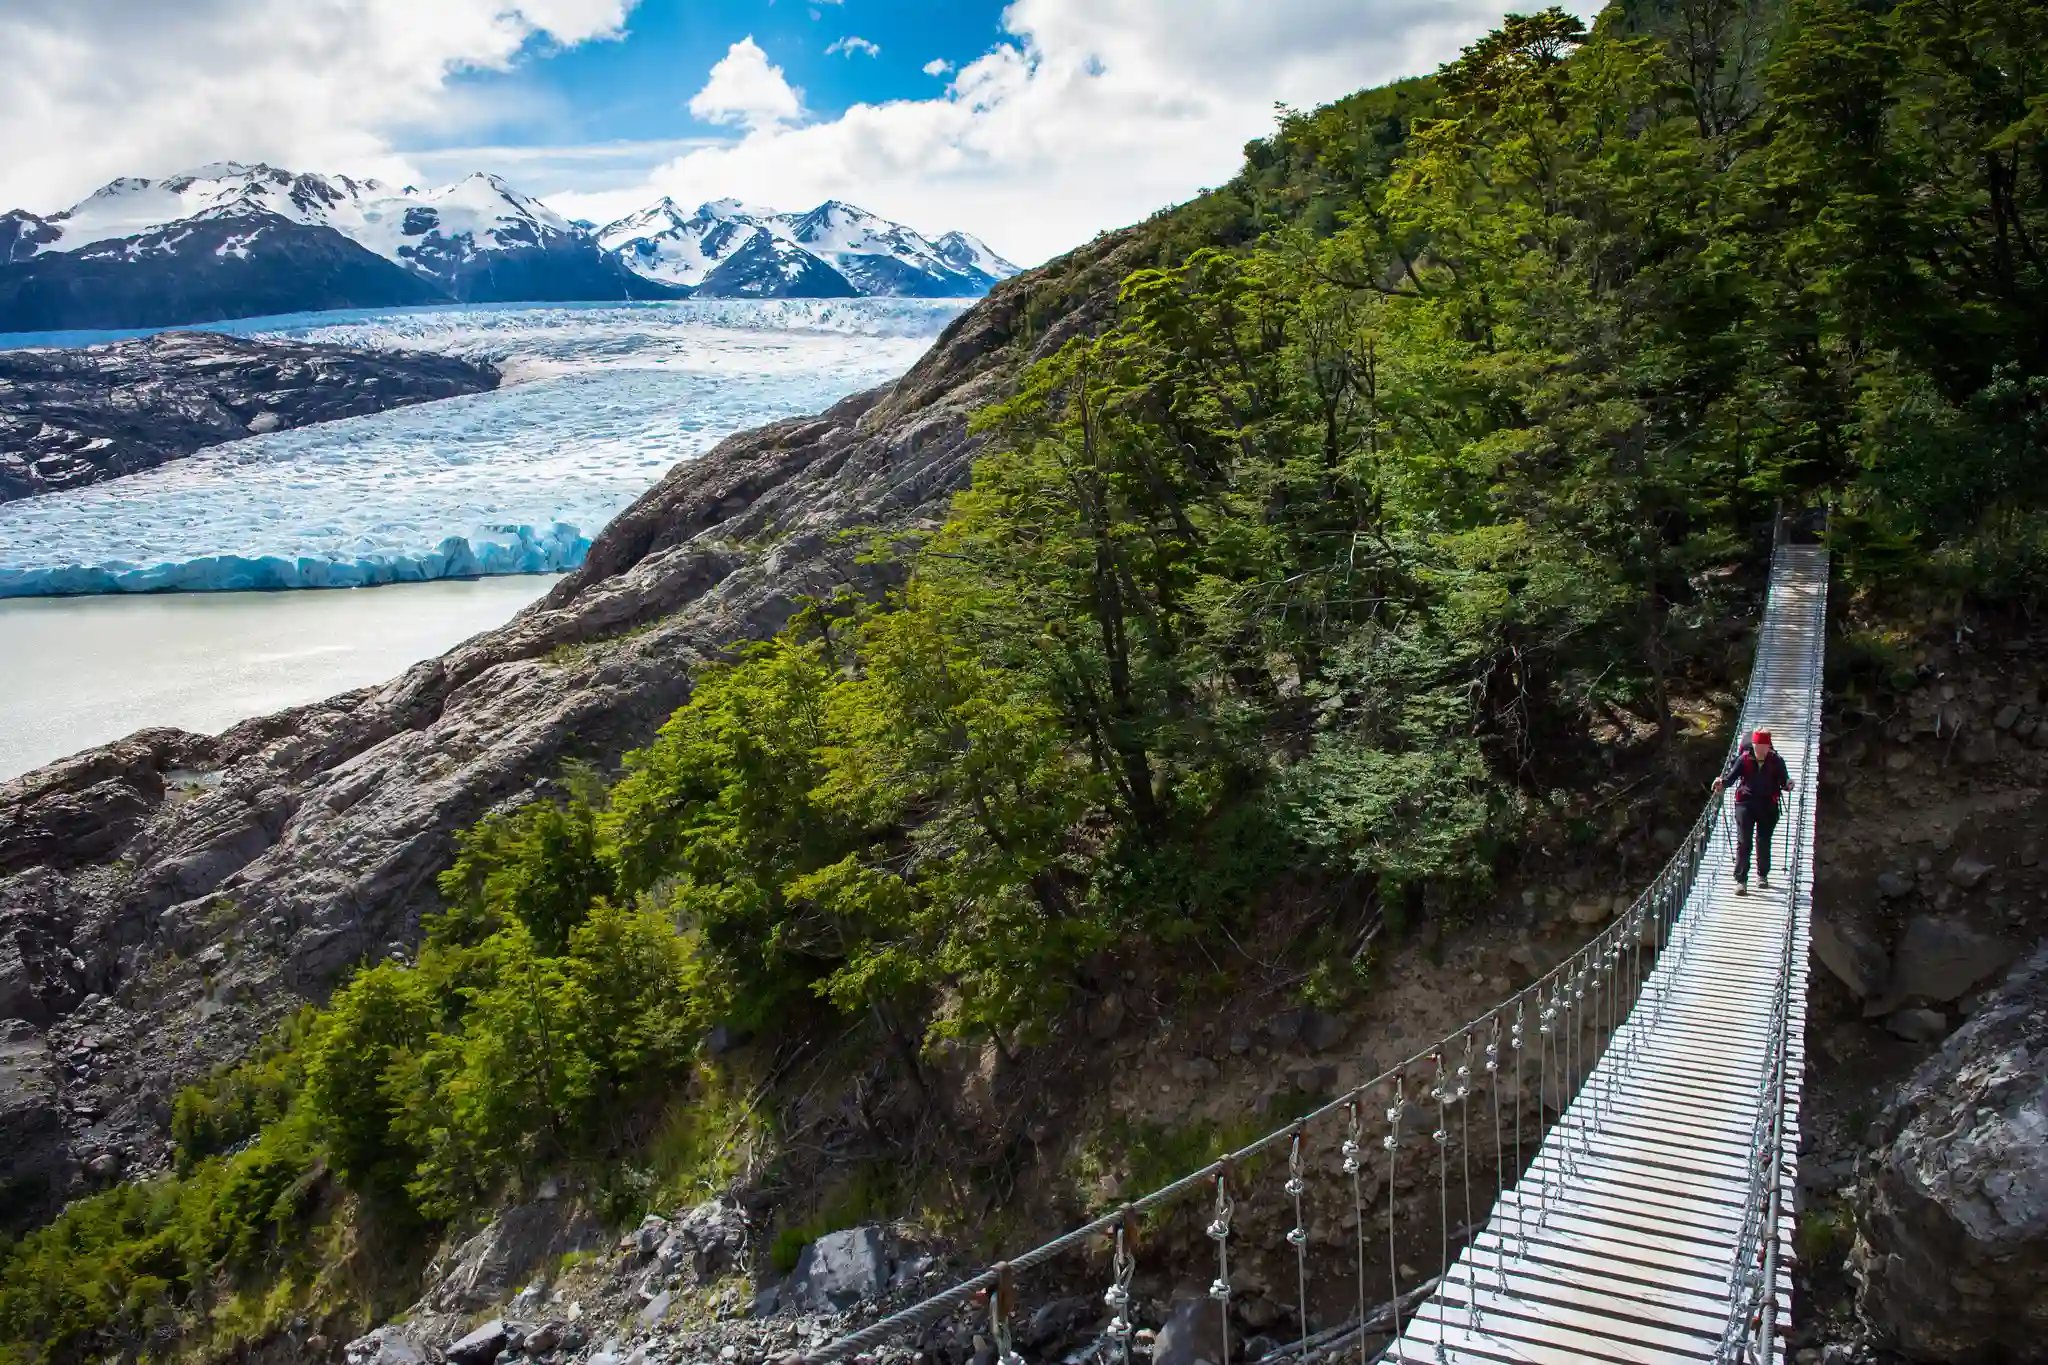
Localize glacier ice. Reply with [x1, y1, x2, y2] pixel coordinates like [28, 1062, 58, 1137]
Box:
[0, 299, 964, 596]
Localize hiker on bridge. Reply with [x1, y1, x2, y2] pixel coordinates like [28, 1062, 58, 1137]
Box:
[1713, 728, 1794, 894]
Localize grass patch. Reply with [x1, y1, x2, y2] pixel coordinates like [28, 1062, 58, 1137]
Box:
[1797, 1203, 1852, 1267]
[1832, 625, 1920, 696]
[641, 1066, 770, 1213]
[1071, 1104, 1317, 1220]
[545, 619, 661, 670]
[766, 1165, 901, 1275]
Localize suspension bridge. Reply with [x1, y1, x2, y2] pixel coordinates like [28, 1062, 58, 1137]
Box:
[808, 526, 1827, 1365]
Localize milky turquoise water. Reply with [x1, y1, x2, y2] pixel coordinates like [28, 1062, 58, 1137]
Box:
[0, 575, 559, 779]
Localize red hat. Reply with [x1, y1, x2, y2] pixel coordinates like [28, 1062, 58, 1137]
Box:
[1752, 729, 1772, 744]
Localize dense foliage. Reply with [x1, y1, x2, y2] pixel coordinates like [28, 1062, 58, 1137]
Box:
[5, 1, 2044, 1358]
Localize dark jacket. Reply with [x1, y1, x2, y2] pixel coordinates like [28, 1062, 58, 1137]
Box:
[1722, 742, 1792, 811]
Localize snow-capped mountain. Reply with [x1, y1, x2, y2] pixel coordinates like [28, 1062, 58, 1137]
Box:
[0, 163, 669, 330]
[0, 164, 1018, 331]
[682, 233, 848, 299]
[598, 196, 1019, 300]
[933, 230, 1015, 284]
[596, 198, 766, 290]
[1, 209, 450, 331]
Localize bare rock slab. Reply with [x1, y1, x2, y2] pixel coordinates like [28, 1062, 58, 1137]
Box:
[1813, 913, 1890, 999]
[1853, 945, 2048, 1362]
[783, 1225, 891, 1314]
[1885, 915, 2013, 1006]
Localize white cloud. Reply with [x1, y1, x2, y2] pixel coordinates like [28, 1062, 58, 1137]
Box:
[403, 136, 725, 196]
[922, 58, 953, 77]
[825, 36, 881, 59]
[552, 0, 1607, 268]
[0, 0, 637, 214]
[687, 36, 804, 131]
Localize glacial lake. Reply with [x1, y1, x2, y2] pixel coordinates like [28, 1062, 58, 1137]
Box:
[0, 298, 961, 778]
[0, 576, 561, 780]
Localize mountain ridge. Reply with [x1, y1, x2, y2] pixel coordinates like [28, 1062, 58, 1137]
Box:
[594, 193, 1016, 298]
[0, 164, 1019, 332]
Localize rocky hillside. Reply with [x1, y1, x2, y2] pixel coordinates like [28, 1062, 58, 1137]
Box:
[0, 224, 1148, 1232]
[0, 331, 498, 502]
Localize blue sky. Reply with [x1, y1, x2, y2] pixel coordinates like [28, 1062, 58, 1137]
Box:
[0, 1, 1607, 265]
[434, 1, 1013, 154]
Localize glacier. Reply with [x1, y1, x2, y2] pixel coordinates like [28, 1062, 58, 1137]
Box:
[0, 299, 964, 597]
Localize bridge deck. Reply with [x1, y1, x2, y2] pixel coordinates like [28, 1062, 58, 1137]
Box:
[1386, 543, 1826, 1365]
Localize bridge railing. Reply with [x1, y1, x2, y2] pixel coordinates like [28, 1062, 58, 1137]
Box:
[803, 526, 1803, 1365]
[1716, 517, 1824, 1364]
[1714, 786, 1803, 1364]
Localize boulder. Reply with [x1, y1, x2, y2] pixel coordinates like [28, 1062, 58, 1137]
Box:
[631, 1216, 666, 1258]
[1876, 871, 1913, 900]
[1946, 855, 1995, 891]
[1022, 1296, 1095, 1350]
[1886, 915, 2013, 1006]
[666, 1197, 749, 1282]
[891, 1252, 937, 1289]
[1852, 945, 2048, 1362]
[705, 1024, 751, 1057]
[1265, 1007, 1347, 1053]
[1152, 1294, 1227, 1365]
[343, 1326, 432, 1365]
[1885, 1008, 1947, 1043]
[1285, 1062, 1339, 1097]
[1812, 914, 1889, 999]
[445, 1319, 513, 1365]
[1298, 1009, 1347, 1054]
[783, 1225, 892, 1313]
[1959, 730, 1999, 766]
[1086, 992, 1127, 1041]
[1568, 896, 1610, 925]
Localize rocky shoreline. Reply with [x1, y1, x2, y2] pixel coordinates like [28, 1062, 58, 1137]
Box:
[0, 329, 499, 502]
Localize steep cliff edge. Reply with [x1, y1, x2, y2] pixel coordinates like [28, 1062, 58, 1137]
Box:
[0, 226, 1150, 1229]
